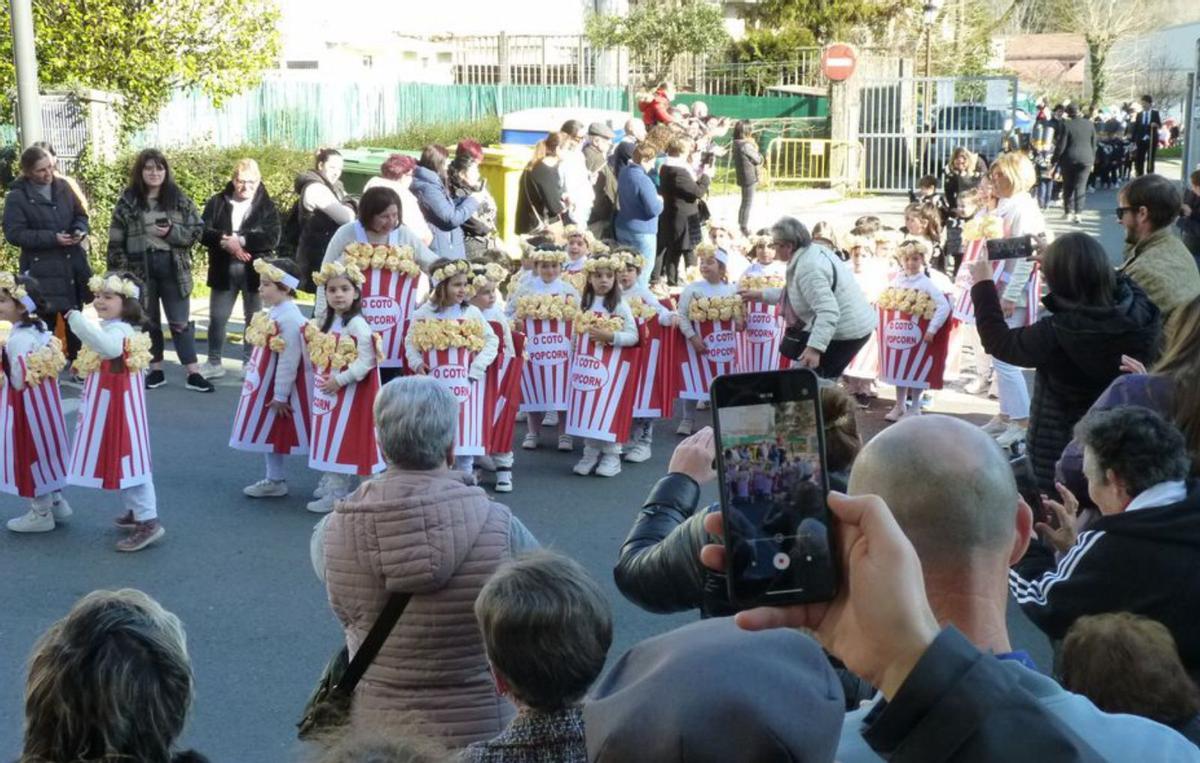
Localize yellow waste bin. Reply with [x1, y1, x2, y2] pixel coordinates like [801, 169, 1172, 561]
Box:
[480, 144, 534, 251]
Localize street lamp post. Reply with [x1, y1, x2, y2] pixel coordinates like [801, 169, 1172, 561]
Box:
[9, 0, 43, 147]
[919, 0, 943, 181]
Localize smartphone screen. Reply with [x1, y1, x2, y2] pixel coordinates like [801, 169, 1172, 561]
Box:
[712, 370, 838, 607]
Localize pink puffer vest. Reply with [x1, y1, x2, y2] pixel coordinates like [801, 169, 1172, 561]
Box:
[322, 467, 516, 747]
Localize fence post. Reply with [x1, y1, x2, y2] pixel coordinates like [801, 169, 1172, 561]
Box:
[498, 31, 510, 86]
[541, 36, 549, 87]
[578, 35, 585, 87]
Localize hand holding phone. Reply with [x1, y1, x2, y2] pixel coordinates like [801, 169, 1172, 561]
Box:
[667, 427, 717, 485]
[985, 235, 1035, 261]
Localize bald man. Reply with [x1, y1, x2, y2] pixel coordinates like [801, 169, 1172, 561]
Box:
[622, 118, 646, 143]
[836, 415, 1198, 762]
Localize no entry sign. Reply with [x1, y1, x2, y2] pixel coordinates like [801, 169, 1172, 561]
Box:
[821, 44, 858, 82]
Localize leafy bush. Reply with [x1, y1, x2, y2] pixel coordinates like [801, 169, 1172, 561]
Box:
[346, 117, 501, 151]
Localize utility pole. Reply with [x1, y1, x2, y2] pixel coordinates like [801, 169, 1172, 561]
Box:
[9, 0, 43, 147]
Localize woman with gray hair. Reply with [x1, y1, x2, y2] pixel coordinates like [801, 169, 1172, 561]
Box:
[739, 216, 875, 377]
[316, 376, 538, 748]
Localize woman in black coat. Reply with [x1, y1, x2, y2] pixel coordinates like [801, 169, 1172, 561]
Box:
[1, 145, 91, 358]
[969, 232, 1161, 490]
[198, 159, 281, 377]
[515, 131, 568, 236]
[732, 120, 762, 237]
[657, 136, 711, 286]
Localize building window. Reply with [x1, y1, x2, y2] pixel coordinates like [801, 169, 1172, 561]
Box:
[286, 60, 319, 70]
[363, 55, 374, 68]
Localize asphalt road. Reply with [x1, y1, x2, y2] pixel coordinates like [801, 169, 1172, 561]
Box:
[0, 174, 1143, 761]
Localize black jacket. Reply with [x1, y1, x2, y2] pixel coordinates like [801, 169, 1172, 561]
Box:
[864, 628, 1105, 762]
[1054, 117, 1097, 168]
[584, 143, 618, 240]
[732, 138, 762, 187]
[294, 169, 348, 290]
[943, 159, 986, 216]
[659, 164, 710, 252]
[1010, 480, 1200, 680]
[200, 182, 281, 291]
[2, 177, 91, 313]
[515, 162, 565, 235]
[972, 276, 1160, 490]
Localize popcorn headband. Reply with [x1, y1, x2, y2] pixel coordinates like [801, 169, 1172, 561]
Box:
[695, 243, 729, 266]
[616, 251, 646, 271]
[431, 259, 471, 288]
[313, 261, 365, 288]
[252, 259, 300, 290]
[0, 272, 36, 313]
[88, 274, 140, 300]
[748, 234, 773, 250]
[530, 249, 569, 265]
[583, 255, 625, 274]
[470, 262, 509, 289]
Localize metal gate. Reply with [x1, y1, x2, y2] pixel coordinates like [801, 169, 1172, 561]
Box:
[856, 75, 1018, 193]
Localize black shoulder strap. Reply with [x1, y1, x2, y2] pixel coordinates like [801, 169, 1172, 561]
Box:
[335, 591, 412, 695]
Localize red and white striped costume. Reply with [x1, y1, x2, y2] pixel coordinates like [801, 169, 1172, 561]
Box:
[0, 326, 70, 498]
[230, 301, 313, 455]
[844, 257, 895, 381]
[877, 271, 954, 390]
[623, 285, 678, 419]
[307, 315, 385, 476]
[483, 307, 524, 455]
[954, 206, 1043, 328]
[676, 280, 740, 401]
[405, 303, 499, 457]
[566, 301, 640, 443]
[507, 277, 580, 413]
[66, 318, 153, 490]
[736, 262, 788, 373]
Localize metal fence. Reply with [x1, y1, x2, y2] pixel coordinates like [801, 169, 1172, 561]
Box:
[856, 75, 1019, 192]
[764, 138, 864, 189]
[449, 34, 595, 86]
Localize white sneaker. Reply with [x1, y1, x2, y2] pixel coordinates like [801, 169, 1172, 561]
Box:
[50, 494, 72, 520]
[7, 508, 54, 533]
[995, 423, 1028, 448]
[676, 418, 694, 436]
[544, 411, 559, 426]
[981, 416, 1009, 435]
[573, 448, 600, 475]
[522, 431, 539, 450]
[596, 453, 622, 477]
[313, 473, 334, 498]
[964, 376, 990, 395]
[884, 405, 905, 423]
[624, 442, 652, 463]
[244, 479, 289, 498]
[200, 361, 226, 380]
[495, 470, 513, 493]
[557, 434, 575, 452]
[306, 494, 336, 514]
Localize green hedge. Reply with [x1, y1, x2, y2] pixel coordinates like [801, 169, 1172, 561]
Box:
[0, 118, 503, 278]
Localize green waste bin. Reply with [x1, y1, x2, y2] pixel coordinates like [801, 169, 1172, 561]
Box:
[338, 148, 420, 195]
[479, 144, 533, 249]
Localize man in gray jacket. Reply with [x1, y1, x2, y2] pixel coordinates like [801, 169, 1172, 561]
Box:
[741, 216, 875, 377]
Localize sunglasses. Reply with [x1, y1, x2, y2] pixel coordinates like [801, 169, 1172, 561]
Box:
[1115, 206, 1136, 219]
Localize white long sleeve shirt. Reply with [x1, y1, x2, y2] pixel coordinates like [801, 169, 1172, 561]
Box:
[578, 299, 639, 347]
[404, 303, 499, 380]
[994, 192, 1046, 306]
[330, 315, 377, 388]
[675, 280, 738, 339]
[622, 283, 675, 326]
[3, 324, 53, 391]
[268, 300, 308, 403]
[67, 313, 135, 359]
[889, 271, 951, 334]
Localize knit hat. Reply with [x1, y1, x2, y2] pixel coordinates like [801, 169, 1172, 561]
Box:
[584, 617, 845, 762]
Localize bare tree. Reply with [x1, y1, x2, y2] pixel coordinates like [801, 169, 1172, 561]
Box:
[1138, 52, 1189, 115]
[1052, 0, 1164, 110]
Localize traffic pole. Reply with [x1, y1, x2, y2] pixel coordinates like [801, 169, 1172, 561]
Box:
[9, 0, 43, 148]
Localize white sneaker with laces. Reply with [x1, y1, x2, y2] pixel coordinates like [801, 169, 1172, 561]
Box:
[200, 362, 226, 380]
[313, 473, 333, 498]
[596, 453, 622, 477]
[7, 508, 54, 533]
[306, 494, 336, 514]
[50, 494, 72, 520]
[623, 442, 652, 463]
[573, 448, 600, 475]
[244, 479, 289, 498]
[494, 470, 513, 493]
[544, 411, 559, 426]
[557, 434, 574, 452]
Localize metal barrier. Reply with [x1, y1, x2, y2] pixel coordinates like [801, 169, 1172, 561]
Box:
[763, 138, 864, 190]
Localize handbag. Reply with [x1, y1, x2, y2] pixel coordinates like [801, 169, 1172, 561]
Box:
[778, 250, 839, 362]
[522, 172, 567, 244]
[297, 591, 412, 739]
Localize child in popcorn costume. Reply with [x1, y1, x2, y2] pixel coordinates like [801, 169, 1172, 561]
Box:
[304, 261, 384, 513]
[618, 247, 677, 463]
[563, 225, 600, 293]
[507, 246, 581, 452]
[674, 244, 743, 435]
[881, 239, 951, 421]
[66, 273, 163, 552]
[405, 258, 499, 477]
[568, 253, 639, 477]
[469, 261, 519, 492]
[0, 274, 73, 533]
[231, 258, 313, 499]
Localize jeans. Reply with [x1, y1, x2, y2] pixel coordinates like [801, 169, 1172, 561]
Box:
[1060, 164, 1090, 215]
[143, 251, 198, 365]
[816, 334, 872, 379]
[616, 224, 657, 288]
[207, 261, 261, 364]
[738, 184, 755, 236]
[1036, 178, 1054, 209]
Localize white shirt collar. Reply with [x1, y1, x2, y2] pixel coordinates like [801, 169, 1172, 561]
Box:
[1126, 480, 1188, 513]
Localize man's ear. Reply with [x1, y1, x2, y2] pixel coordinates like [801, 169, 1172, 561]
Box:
[1010, 498, 1034, 565]
[1107, 468, 1132, 505]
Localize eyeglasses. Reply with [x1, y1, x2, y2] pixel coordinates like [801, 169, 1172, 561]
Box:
[1114, 206, 1134, 219]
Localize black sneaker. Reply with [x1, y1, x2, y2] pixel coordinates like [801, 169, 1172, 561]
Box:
[186, 372, 215, 393]
[145, 369, 166, 389]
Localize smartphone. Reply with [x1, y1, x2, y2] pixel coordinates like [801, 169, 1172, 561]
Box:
[711, 369, 839, 607]
[986, 235, 1035, 260]
[1011, 454, 1049, 527]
